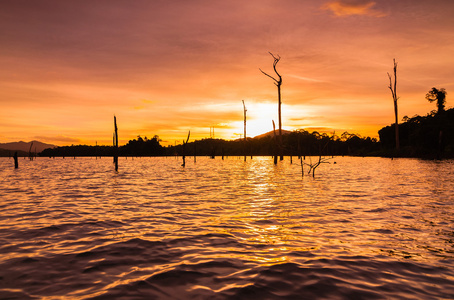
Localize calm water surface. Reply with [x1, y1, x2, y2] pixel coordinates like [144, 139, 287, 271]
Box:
[0, 156, 453, 299]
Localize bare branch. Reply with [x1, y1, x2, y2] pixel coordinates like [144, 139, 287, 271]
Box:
[260, 52, 282, 85]
[259, 68, 279, 83]
[269, 52, 282, 83]
[393, 59, 397, 101]
[387, 72, 395, 99]
[269, 52, 280, 60]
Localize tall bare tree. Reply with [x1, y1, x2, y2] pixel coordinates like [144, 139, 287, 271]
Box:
[260, 52, 283, 160]
[387, 58, 399, 150]
[242, 100, 247, 162]
[113, 115, 118, 171]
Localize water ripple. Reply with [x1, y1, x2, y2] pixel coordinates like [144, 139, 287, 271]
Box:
[0, 157, 453, 299]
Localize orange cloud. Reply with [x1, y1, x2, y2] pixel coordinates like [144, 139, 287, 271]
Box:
[322, 0, 386, 17]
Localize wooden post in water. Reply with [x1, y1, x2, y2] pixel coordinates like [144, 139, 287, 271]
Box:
[210, 146, 215, 159]
[194, 142, 197, 163]
[114, 115, 118, 171]
[14, 151, 18, 169]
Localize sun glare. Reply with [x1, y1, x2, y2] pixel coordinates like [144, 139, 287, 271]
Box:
[228, 102, 298, 139]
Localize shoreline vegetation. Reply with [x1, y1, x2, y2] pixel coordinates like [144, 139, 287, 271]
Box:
[35, 106, 454, 160]
[37, 130, 376, 158]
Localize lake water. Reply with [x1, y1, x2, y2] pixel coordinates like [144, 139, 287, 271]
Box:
[0, 156, 453, 299]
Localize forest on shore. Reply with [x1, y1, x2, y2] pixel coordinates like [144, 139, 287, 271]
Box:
[39, 130, 378, 158]
[379, 107, 454, 159]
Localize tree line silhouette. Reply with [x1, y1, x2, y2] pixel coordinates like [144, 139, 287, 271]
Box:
[39, 131, 378, 158]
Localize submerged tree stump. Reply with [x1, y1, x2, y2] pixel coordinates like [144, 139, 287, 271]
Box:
[14, 152, 18, 169]
[272, 120, 278, 165]
[181, 130, 190, 167]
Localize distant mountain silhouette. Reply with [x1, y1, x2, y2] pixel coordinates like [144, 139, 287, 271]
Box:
[0, 141, 56, 153]
[253, 129, 291, 139]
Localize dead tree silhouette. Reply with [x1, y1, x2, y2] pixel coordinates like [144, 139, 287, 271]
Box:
[387, 58, 399, 151]
[260, 52, 283, 161]
[242, 100, 247, 162]
[113, 115, 118, 171]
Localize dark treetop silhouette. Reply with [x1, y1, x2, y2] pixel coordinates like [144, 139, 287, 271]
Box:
[426, 87, 447, 115]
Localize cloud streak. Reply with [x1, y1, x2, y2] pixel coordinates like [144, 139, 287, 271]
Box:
[288, 74, 325, 83]
[322, 0, 386, 17]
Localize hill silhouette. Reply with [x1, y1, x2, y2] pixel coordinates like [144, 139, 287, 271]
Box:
[0, 141, 56, 155]
[253, 129, 291, 139]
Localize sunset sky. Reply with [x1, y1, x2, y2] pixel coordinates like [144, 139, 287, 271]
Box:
[1, 0, 453, 146]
